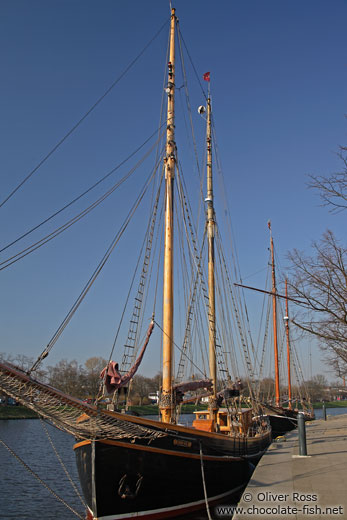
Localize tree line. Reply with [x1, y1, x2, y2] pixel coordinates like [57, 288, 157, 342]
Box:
[0, 352, 160, 404]
[0, 352, 341, 404]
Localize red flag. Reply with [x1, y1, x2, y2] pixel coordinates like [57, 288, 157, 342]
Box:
[203, 72, 210, 82]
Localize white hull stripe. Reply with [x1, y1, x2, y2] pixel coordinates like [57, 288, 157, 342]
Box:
[270, 414, 298, 422]
[89, 484, 245, 520]
[255, 414, 297, 422]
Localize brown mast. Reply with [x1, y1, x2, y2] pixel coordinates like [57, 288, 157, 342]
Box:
[284, 279, 292, 409]
[269, 222, 280, 407]
[160, 8, 176, 424]
[206, 94, 217, 422]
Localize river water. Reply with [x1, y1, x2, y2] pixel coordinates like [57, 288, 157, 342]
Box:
[0, 418, 85, 519]
[1, 408, 346, 519]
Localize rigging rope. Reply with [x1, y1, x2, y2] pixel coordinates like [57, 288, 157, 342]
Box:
[214, 257, 239, 381]
[176, 231, 207, 381]
[211, 123, 257, 347]
[216, 235, 256, 382]
[176, 26, 204, 198]
[177, 28, 207, 102]
[39, 417, 86, 509]
[175, 163, 212, 380]
[120, 169, 164, 374]
[0, 135, 166, 272]
[0, 123, 166, 256]
[29, 158, 160, 374]
[105, 166, 164, 371]
[113, 18, 169, 375]
[255, 291, 272, 401]
[153, 319, 207, 379]
[0, 17, 169, 209]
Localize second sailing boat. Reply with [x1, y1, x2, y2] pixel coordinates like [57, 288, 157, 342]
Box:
[262, 223, 314, 437]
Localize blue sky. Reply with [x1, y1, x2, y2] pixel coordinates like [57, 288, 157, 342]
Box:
[1, 0, 346, 382]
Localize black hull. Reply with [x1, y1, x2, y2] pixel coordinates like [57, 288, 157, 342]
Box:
[74, 418, 271, 519]
[262, 405, 299, 438]
[263, 406, 314, 438]
[267, 413, 297, 438]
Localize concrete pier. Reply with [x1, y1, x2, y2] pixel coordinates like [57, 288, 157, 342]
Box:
[232, 414, 347, 519]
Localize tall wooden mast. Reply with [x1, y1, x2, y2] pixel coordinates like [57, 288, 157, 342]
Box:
[284, 279, 292, 409]
[269, 222, 280, 407]
[206, 95, 217, 421]
[160, 8, 176, 423]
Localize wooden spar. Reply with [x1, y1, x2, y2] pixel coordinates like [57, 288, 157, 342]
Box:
[161, 8, 176, 423]
[206, 96, 217, 421]
[284, 279, 292, 409]
[234, 283, 307, 306]
[269, 227, 280, 407]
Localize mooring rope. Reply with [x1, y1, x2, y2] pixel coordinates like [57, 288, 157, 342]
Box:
[0, 437, 85, 519]
[199, 442, 213, 520]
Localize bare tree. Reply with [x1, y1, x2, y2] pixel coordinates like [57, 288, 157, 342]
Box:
[288, 142, 347, 378]
[130, 375, 157, 405]
[308, 146, 347, 213]
[301, 375, 329, 402]
[47, 359, 84, 398]
[82, 357, 107, 399]
[257, 377, 275, 402]
[288, 230, 347, 376]
[0, 352, 47, 382]
[0, 352, 34, 371]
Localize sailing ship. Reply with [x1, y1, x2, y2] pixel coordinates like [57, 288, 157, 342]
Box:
[0, 8, 272, 520]
[260, 224, 314, 437]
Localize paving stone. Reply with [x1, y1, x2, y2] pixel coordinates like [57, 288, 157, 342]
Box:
[232, 415, 347, 520]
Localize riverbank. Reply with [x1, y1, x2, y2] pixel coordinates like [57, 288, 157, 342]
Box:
[125, 403, 207, 415]
[311, 400, 347, 408]
[0, 406, 38, 419]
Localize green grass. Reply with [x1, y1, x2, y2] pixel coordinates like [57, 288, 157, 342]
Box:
[0, 406, 38, 419]
[126, 403, 207, 416]
[126, 404, 159, 415]
[311, 400, 347, 409]
[0, 403, 206, 419]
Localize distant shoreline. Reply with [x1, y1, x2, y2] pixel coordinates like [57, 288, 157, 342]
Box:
[1, 401, 347, 420]
[311, 400, 347, 409]
[0, 403, 205, 420]
[0, 406, 39, 419]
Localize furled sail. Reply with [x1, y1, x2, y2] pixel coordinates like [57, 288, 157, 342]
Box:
[100, 321, 154, 393]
